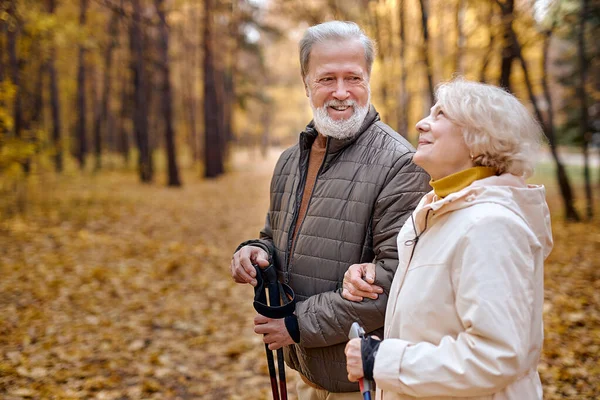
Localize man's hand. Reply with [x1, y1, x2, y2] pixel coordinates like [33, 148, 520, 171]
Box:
[342, 263, 382, 302]
[345, 337, 364, 382]
[254, 315, 295, 350]
[230, 245, 269, 287]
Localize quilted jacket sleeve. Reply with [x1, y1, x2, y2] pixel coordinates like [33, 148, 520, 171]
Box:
[295, 153, 431, 348]
[373, 214, 539, 397]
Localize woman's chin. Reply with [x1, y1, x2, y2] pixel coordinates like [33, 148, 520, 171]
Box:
[412, 153, 427, 169]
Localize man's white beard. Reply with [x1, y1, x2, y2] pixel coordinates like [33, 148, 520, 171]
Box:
[309, 95, 370, 140]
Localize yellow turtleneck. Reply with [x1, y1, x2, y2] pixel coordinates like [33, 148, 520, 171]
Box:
[430, 167, 497, 198]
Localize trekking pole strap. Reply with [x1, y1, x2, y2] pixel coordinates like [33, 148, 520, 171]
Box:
[253, 264, 296, 319]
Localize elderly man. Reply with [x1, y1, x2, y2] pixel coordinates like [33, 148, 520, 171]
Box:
[230, 21, 430, 399]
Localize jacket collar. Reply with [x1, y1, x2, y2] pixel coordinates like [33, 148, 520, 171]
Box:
[299, 105, 380, 154]
[413, 174, 527, 230]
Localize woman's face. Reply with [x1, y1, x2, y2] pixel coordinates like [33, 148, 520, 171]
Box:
[413, 104, 473, 181]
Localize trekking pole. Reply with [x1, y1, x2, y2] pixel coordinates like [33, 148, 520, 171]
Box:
[266, 283, 287, 400]
[254, 265, 280, 400]
[348, 322, 373, 400]
[253, 264, 295, 400]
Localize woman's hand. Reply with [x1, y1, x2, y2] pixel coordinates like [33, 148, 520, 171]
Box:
[346, 335, 382, 383]
[342, 263, 383, 302]
[345, 338, 364, 382]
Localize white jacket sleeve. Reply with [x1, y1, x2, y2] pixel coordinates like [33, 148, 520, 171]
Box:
[373, 214, 538, 397]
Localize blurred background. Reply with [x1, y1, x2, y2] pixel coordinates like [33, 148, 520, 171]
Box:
[0, 0, 599, 399]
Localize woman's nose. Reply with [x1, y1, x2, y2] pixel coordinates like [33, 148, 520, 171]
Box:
[416, 118, 430, 133]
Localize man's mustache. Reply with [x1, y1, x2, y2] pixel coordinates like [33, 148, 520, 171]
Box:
[323, 100, 357, 108]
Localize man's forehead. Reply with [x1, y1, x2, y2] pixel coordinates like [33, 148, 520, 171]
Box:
[307, 39, 367, 73]
[310, 38, 364, 56]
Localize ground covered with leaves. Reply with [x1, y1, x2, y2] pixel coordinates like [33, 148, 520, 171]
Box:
[0, 152, 598, 399]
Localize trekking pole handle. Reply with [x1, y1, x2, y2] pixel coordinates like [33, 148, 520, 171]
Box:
[348, 322, 373, 398]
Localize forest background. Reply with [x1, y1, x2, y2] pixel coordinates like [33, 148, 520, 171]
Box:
[0, 0, 599, 398]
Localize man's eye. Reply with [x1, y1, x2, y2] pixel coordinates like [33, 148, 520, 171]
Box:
[320, 77, 334, 82]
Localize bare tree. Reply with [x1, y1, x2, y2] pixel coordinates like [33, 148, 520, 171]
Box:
[541, 28, 580, 221]
[496, 0, 517, 90]
[454, 0, 466, 75]
[180, 6, 200, 163]
[497, 1, 580, 221]
[396, 0, 409, 138]
[155, 0, 181, 186]
[117, 63, 130, 164]
[418, 0, 434, 106]
[93, 11, 119, 171]
[75, 0, 89, 169]
[371, 1, 390, 122]
[7, 1, 23, 142]
[0, 17, 5, 136]
[203, 0, 224, 178]
[577, 0, 593, 219]
[130, 0, 153, 182]
[48, 0, 63, 172]
[479, 2, 496, 83]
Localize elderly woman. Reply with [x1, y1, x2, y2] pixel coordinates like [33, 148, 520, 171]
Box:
[343, 78, 553, 400]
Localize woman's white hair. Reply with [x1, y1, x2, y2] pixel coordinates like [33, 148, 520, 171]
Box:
[435, 78, 545, 178]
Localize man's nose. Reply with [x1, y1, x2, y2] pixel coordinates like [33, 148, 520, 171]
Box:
[332, 79, 350, 100]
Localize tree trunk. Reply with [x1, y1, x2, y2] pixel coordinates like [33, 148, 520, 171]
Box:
[118, 67, 130, 165]
[0, 17, 5, 137]
[7, 1, 32, 174]
[155, 0, 181, 187]
[91, 67, 100, 171]
[577, 0, 593, 219]
[182, 8, 199, 163]
[7, 1, 22, 141]
[497, 0, 516, 90]
[32, 59, 44, 128]
[130, 0, 152, 182]
[371, 2, 389, 122]
[203, 0, 223, 178]
[541, 30, 580, 221]
[454, 0, 466, 75]
[479, 2, 495, 83]
[48, 0, 63, 172]
[418, 0, 434, 107]
[214, 62, 226, 176]
[76, 0, 89, 170]
[221, 0, 239, 160]
[93, 11, 119, 172]
[396, 0, 408, 138]
[496, 2, 580, 221]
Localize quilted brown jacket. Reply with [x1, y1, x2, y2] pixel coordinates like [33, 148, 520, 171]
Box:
[245, 107, 430, 392]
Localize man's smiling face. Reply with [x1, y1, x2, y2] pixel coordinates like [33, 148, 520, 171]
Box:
[304, 39, 370, 121]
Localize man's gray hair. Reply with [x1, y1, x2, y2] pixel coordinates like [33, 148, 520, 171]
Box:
[299, 21, 376, 79]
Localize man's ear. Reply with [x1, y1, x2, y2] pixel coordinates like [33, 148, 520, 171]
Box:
[302, 75, 309, 97]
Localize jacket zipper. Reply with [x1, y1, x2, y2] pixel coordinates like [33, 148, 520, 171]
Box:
[404, 209, 431, 266]
[285, 137, 330, 283]
[385, 209, 431, 338]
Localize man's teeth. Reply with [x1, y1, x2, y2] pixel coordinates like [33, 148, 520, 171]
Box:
[331, 105, 350, 111]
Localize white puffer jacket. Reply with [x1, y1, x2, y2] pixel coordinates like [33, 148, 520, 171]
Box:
[374, 174, 553, 400]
